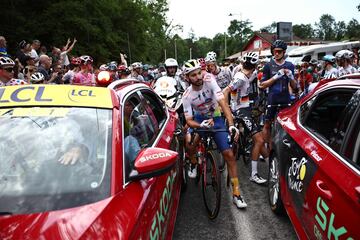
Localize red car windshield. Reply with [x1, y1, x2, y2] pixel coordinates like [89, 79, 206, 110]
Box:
[0, 107, 112, 215]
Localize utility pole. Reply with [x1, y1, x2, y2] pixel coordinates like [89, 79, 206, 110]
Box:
[189, 47, 192, 59]
[127, 32, 132, 64]
[224, 33, 227, 58]
[164, 49, 167, 61]
[174, 39, 177, 60]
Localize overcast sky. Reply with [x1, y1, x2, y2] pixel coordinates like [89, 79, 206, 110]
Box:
[166, 0, 360, 38]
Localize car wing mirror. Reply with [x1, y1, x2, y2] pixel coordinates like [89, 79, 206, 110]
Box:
[129, 147, 178, 181]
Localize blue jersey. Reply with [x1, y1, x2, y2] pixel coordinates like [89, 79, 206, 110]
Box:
[261, 59, 294, 104]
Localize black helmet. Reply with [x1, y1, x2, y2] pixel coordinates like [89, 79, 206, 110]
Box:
[271, 39, 287, 53]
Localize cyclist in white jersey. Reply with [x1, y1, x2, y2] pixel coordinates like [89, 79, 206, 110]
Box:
[321, 55, 338, 79]
[205, 51, 233, 89]
[335, 50, 358, 77]
[223, 52, 269, 184]
[182, 59, 247, 209]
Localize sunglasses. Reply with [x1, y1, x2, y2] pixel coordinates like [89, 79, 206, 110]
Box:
[274, 50, 284, 54]
[2, 68, 14, 73]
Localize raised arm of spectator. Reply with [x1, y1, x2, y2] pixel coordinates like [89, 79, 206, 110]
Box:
[65, 38, 77, 53]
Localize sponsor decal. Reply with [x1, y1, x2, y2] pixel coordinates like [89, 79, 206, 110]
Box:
[311, 150, 323, 161]
[0, 85, 112, 108]
[150, 171, 177, 240]
[314, 196, 353, 240]
[288, 157, 307, 192]
[139, 152, 172, 163]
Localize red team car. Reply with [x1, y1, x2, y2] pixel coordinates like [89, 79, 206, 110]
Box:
[0, 81, 183, 239]
[268, 76, 360, 239]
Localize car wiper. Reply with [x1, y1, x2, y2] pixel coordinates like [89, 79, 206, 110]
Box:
[0, 212, 13, 216]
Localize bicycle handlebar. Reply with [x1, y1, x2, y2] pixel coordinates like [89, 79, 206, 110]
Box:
[266, 103, 292, 108]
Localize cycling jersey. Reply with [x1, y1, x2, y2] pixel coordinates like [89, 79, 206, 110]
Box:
[338, 65, 358, 77]
[0, 78, 27, 86]
[182, 73, 224, 119]
[262, 58, 294, 96]
[262, 58, 294, 120]
[73, 72, 95, 86]
[323, 67, 339, 79]
[212, 66, 233, 89]
[228, 70, 257, 111]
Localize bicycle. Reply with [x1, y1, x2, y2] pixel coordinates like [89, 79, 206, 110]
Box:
[232, 110, 253, 165]
[189, 128, 229, 219]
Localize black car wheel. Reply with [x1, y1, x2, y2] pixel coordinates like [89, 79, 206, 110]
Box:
[268, 152, 285, 215]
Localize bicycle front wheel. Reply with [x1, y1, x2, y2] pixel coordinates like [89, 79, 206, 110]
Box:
[201, 150, 221, 219]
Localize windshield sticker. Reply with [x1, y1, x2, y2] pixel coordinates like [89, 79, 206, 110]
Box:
[12, 108, 70, 117]
[288, 157, 307, 192]
[0, 85, 113, 108]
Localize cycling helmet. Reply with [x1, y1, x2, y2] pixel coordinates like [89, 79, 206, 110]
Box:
[205, 51, 217, 63]
[30, 72, 45, 83]
[71, 57, 81, 66]
[79, 55, 93, 65]
[0, 57, 15, 68]
[322, 55, 336, 63]
[271, 39, 287, 53]
[99, 64, 108, 71]
[107, 63, 117, 71]
[131, 62, 142, 69]
[184, 59, 201, 74]
[335, 50, 354, 59]
[241, 52, 259, 65]
[164, 58, 178, 68]
[309, 59, 318, 65]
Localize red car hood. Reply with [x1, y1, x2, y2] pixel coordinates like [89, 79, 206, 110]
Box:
[0, 197, 113, 240]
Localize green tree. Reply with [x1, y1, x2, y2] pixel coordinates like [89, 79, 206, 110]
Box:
[260, 22, 277, 33]
[315, 14, 336, 40]
[227, 19, 253, 53]
[292, 24, 314, 39]
[346, 18, 360, 40]
[334, 21, 347, 40]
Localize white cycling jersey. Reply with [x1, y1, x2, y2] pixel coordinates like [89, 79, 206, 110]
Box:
[228, 70, 257, 111]
[183, 73, 224, 119]
[338, 65, 358, 77]
[323, 67, 339, 79]
[212, 66, 233, 89]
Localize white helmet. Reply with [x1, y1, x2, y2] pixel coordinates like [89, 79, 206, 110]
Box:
[0, 56, 15, 68]
[205, 51, 217, 63]
[241, 52, 259, 65]
[183, 59, 201, 75]
[99, 64, 108, 71]
[131, 62, 142, 69]
[30, 72, 45, 83]
[335, 50, 354, 59]
[164, 58, 178, 68]
[153, 76, 178, 108]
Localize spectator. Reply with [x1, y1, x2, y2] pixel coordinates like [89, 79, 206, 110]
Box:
[0, 36, 8, 57]
[30, 39, 41, 66]
[38, 54, 57, 83]
[39, 45, 47, 56]
[16, 40, 31, 67]
[60, 38, 77, 68]
[48, 64, 64, 84]
[50, 47, 61, 66]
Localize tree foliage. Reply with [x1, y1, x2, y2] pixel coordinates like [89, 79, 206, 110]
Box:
[315, 14, 336, 40]
[292, 24, 314, 40]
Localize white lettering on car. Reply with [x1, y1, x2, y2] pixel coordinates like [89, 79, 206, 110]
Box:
[139, 152, 172, 163]
[310, 150, 322, 162]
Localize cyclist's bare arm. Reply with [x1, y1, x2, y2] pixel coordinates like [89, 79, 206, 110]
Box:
[222, 86, 231, 105]
[218, 98, 234, 127]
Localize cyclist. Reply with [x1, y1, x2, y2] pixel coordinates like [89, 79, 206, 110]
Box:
[117, 65, 130, 79]
[321, 55, 338, 79]
[259, 40, 297, 147]
[223, 52, 269, 184]
[73, 55, 95, 86]
[163, 58, 187, 91]
[205, 51, 233, 89]
[129, 62, 144, 81]
[336, 50, 358, 77]
[182, 59, 247, 209]
[0, 56, 27, 86]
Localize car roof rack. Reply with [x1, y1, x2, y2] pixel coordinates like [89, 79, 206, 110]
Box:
[107, 79, 144, 90]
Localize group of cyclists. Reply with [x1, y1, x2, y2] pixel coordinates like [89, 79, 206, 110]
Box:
[1, 38, 359, 211]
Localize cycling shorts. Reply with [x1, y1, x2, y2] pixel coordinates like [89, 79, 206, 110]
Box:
[265, 93, 290, 121]
[234, 107, 261, 137]
[193, 116, 231, 152]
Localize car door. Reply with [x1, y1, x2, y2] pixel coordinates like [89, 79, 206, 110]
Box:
[297, 88, 360, 240]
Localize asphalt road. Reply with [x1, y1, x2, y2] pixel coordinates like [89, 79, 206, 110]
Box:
[173, 152, 298, 240]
